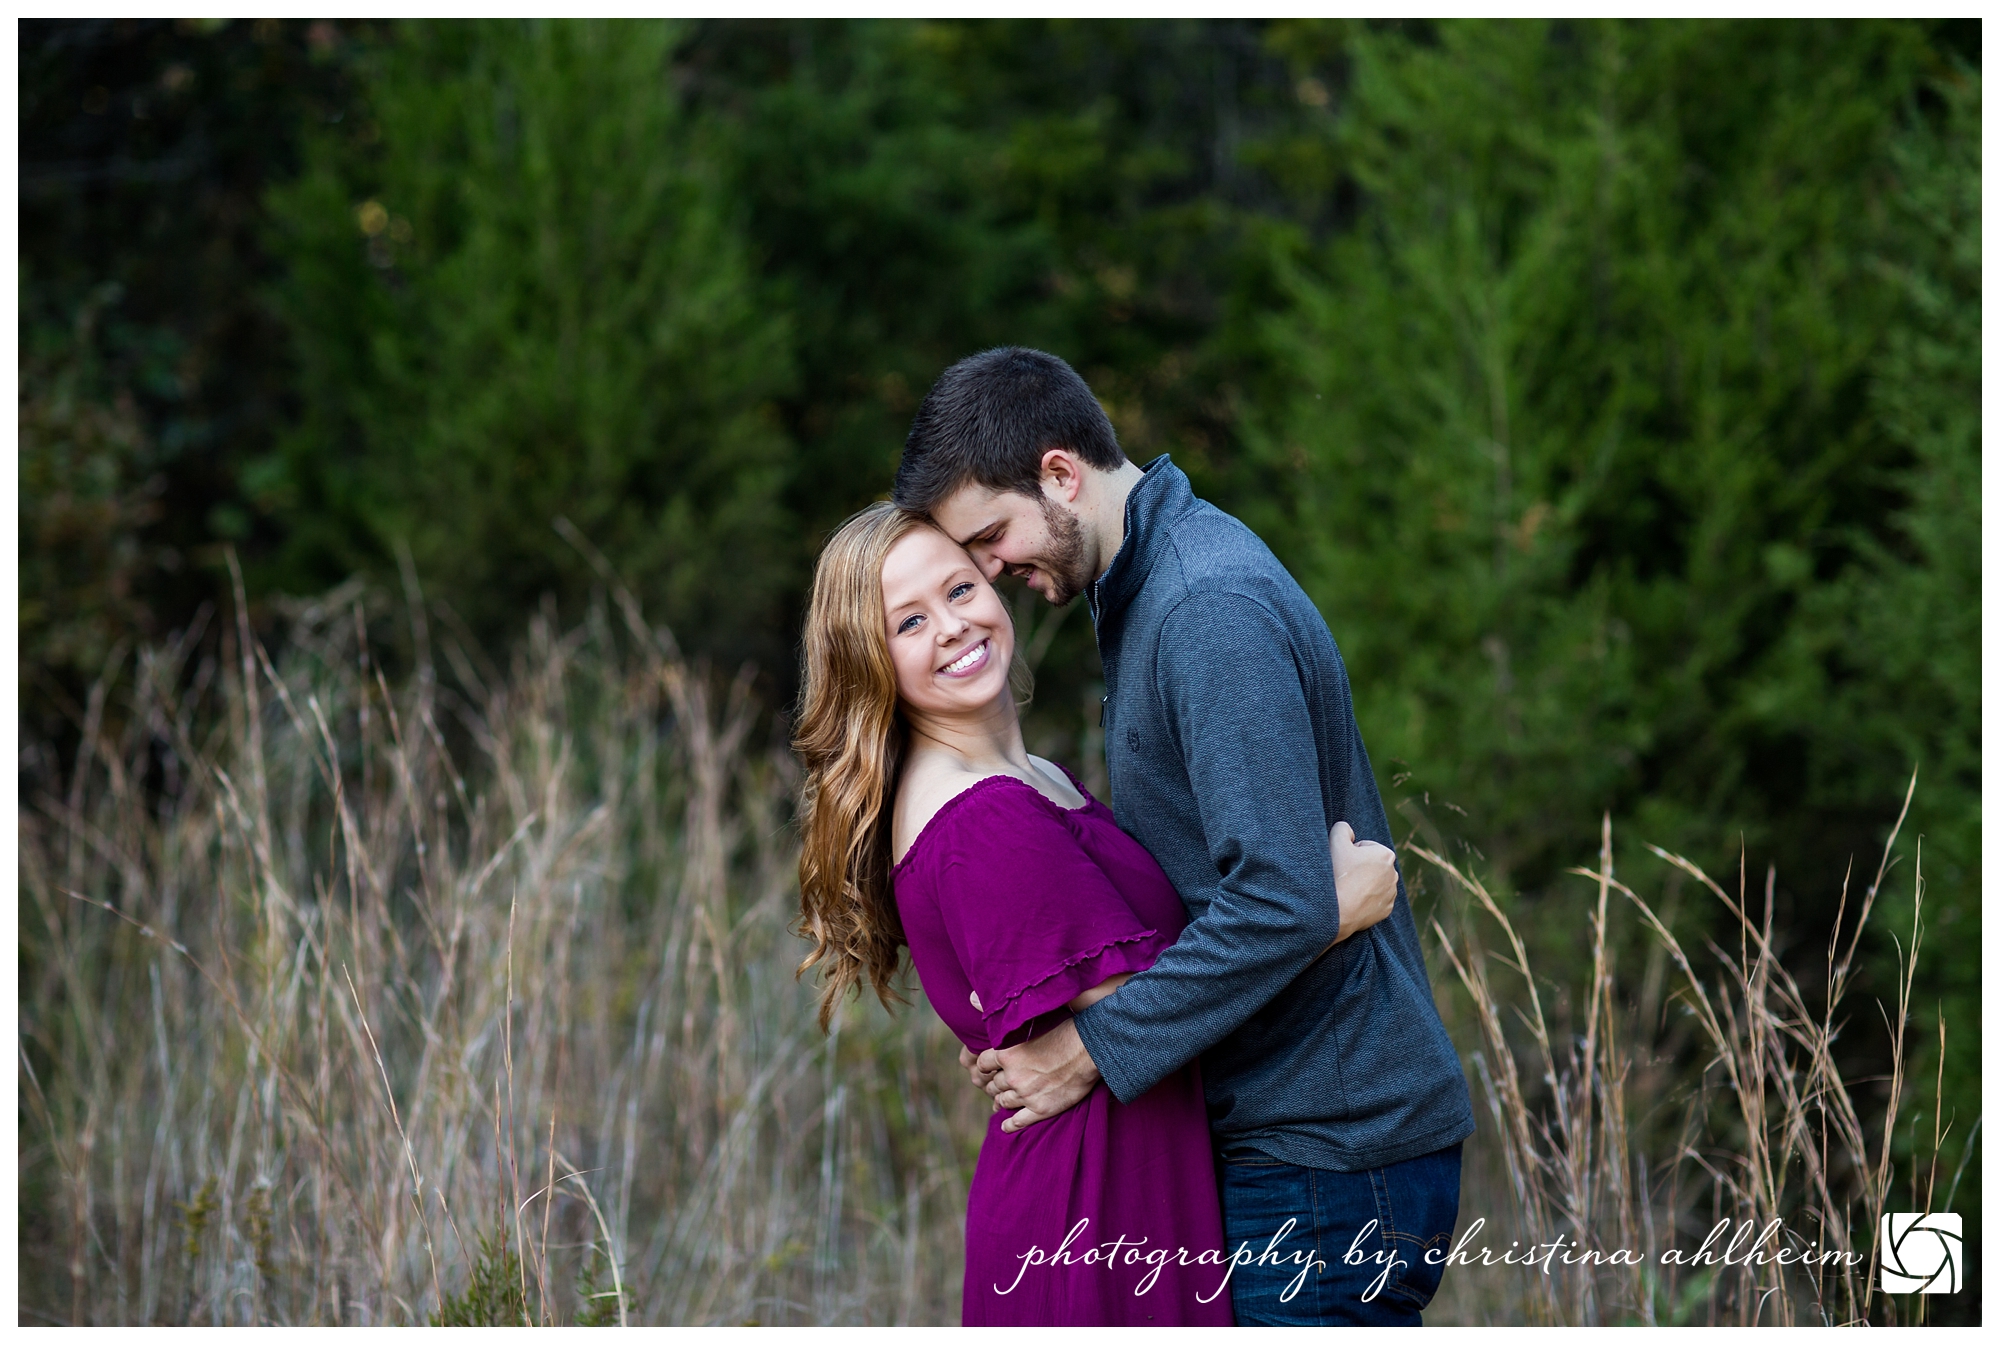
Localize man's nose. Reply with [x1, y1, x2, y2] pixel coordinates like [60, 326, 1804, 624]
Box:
[966, 546, 1006, 581]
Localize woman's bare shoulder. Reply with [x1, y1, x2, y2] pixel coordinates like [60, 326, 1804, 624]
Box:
[891, 756, 1022, 867]
[1026, 754, 1087, 809]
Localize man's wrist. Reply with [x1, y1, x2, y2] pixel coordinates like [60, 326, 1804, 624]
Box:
[1069, 1001, 1128, 1101]
[1063, 1017, 1101, 1085]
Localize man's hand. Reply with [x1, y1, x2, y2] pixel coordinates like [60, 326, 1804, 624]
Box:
[1331, 820, 1398, 943]
[962, 1018, 1100, 1133]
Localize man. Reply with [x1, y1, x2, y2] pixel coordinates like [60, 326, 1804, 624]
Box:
[892, 347, 1475, 1326]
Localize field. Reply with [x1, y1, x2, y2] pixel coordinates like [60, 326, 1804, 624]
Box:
[17, 582, 1956, 1325]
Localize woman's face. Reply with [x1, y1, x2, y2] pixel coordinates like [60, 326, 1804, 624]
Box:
[880, 526, 1015, 720]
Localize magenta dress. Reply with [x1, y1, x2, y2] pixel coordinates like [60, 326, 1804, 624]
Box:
[892, 769, 1234, 1326]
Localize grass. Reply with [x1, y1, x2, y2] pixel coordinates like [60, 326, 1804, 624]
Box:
[1410, 790, 1960, 1326]
[18, 566, 985, 1325]
[17, 574, 1961, 1324]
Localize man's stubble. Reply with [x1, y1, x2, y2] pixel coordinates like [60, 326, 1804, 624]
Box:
[1034, 493, 1094, 608]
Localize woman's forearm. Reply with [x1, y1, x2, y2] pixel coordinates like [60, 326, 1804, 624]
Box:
[1067, 972, 1134, 1012]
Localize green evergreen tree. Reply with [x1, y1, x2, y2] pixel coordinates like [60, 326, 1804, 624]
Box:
[1242, 30, 1977, 1256]
[1764, 64, 1981, 1219]
[1244, 19, 1952, 893]
[263, 19, 797, 665]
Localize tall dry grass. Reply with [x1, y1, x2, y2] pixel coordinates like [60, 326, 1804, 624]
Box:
[18, 571, 1957, 1326]
[18, 566, 986, 1325]
[1412, 787, 1958, 1326]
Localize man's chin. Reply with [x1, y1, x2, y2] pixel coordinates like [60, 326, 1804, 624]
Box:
[1033, 576, 1080, 608]
[1016, 557, 1088, 606]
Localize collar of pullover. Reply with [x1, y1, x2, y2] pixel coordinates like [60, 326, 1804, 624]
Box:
[1088, 454, 1193, 626]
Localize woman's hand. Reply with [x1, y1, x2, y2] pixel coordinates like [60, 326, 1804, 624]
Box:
[959, 1044, 1005, 1111]
[948, 988, 1112, 1120]
[976, 1019, 1101, 1132]
[1331, 820, 1398, 943]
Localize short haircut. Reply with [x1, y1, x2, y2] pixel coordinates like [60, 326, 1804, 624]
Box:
[893, 347, 1127, 514]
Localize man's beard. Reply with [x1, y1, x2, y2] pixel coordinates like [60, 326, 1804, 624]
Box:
[1034, 494, 1094, 608]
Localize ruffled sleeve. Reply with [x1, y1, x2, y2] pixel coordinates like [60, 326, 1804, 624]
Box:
[928, 782, 1172, 1044]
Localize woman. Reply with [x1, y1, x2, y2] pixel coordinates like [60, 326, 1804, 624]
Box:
[794, 502, 1234, 1325]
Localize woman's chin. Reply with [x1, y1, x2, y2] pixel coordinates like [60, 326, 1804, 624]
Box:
[944, 664, 1009, 704]
[909, 660, 1012, 718]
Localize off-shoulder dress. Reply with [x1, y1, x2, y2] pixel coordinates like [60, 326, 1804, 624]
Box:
[891, 768, 1233, 1326]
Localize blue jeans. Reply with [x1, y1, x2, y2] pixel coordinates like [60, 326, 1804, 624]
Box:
[1216, 1143, 1462, 1326]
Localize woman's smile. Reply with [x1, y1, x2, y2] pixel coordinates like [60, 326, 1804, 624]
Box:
[939, 638, 991, 678]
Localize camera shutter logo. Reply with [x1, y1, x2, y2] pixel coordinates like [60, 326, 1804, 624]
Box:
[1879, 1213, 1961, 1293]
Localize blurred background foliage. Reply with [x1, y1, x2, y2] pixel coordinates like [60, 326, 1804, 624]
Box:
[19, 14, 1979, 1241]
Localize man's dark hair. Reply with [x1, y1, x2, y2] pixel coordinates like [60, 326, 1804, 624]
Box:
[893, 347, 1126, 513]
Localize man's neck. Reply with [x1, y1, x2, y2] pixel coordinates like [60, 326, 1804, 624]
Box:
[1085, 459, 1148, 582]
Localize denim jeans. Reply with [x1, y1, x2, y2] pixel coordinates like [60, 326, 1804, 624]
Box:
[1216, 1143, 1462, 1326]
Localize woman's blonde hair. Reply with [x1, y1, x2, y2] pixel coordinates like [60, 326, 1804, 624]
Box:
[793, 502, 933, 1032]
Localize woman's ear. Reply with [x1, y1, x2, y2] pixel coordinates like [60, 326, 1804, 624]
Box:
[1009, 646, 1035, 710]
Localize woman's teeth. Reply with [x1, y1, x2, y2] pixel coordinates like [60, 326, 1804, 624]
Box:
[943, 641, 988, 675]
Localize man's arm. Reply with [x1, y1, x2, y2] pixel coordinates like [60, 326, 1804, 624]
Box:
[1071, 589, 1349, 1102]
[956, 972, 1131, 1132]
[963, 822, 1396, 1126]
[976, 591, 1380, 1122]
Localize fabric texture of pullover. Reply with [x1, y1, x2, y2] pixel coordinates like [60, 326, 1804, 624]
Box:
[1070, 456, 1475, 1171]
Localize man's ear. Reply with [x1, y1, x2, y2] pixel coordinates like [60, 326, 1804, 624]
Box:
[1039, 446, 1086, 504]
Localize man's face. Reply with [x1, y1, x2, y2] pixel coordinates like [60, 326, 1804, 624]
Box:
[930, 483, 1093, 607]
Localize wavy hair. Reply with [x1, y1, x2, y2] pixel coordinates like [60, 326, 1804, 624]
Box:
[793, 501, 932, 1031]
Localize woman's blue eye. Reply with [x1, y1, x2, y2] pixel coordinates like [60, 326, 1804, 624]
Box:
[897, 614, 922, 635]
[949, 582, 975, 601]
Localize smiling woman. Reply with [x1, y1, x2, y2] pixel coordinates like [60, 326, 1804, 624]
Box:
[791, 501, 1234, 1326]
[882, 528, 1011, 703]
[879, 523, 1088, 869]
[792, 503, 1051, 1032]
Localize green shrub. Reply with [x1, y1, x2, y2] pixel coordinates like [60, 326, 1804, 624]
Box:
[431, 1230, 528, 1327]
